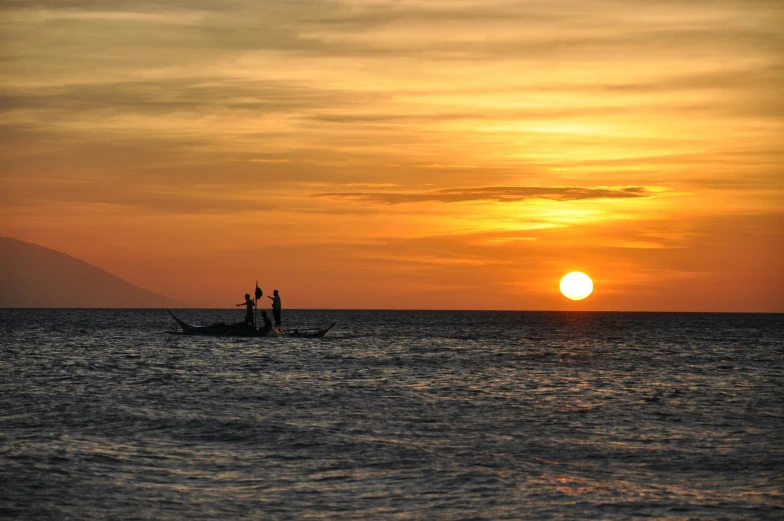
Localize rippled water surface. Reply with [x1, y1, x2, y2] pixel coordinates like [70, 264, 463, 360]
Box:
[1, 309, 782, 519]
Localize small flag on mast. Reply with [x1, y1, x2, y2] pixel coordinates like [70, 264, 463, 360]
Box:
[254, 281, 262, 328]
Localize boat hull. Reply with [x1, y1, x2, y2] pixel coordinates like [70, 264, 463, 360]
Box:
[166, 310, 334, 338]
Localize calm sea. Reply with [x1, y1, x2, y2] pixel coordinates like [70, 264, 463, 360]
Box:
[1, 309, 782, 520]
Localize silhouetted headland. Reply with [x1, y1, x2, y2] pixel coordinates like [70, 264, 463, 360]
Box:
[0, 237, 186, 308]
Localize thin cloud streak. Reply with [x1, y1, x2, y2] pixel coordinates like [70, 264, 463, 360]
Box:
[314, 186, 658, 205]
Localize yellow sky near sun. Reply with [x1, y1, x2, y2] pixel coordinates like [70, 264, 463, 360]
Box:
[1, 0, 782, 310]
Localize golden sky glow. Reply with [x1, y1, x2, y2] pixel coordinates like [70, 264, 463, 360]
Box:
[1, 0, 782, 310]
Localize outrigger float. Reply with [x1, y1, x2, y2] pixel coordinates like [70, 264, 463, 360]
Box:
[166, 309, 335, 338]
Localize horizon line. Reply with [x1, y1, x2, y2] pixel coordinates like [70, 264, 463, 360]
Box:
[1, 307, 781, 314]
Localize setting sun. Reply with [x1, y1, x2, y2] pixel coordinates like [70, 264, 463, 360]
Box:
[560, 272, 594, 301]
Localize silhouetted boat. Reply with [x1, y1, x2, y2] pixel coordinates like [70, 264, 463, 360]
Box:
[166, 309, 335, 338]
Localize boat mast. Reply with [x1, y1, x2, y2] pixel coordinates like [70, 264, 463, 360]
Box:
[254, 280, 262, 329]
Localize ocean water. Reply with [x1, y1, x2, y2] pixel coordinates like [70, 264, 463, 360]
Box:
[1, 309, 782, 520]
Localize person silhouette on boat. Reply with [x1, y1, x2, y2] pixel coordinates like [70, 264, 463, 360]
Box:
[260, 310, 272, 332]
[268, 289, 282, 328]
[236, 293, 255, 326]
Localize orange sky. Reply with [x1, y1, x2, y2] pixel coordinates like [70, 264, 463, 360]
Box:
[1, 0, 782, 311]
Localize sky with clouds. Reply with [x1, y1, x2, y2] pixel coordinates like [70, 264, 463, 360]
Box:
[1, 0, 782, 310]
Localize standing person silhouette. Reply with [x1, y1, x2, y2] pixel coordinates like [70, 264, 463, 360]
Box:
[268, 289, 282, 328]
[236, 293, 255, 326]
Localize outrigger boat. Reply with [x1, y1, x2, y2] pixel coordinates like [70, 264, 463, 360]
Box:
[166, 309, 335, 338]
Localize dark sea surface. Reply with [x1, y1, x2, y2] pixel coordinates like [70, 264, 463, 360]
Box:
[1, 309, 782, 520]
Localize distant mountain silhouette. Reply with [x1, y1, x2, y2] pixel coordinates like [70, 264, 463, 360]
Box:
[0, 237, 187, 308]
